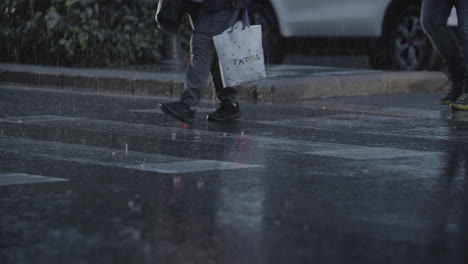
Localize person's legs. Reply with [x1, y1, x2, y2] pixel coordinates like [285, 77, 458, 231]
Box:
[160, 30, 217, 123]
[180, 31, 217, 106]
[160, 7, 237, 123]
[456, 0, 468, 80]
[421, 0, 464, 104]
[211, 54, 238, 105]
[207, 53, 241, 121]
[451, 0, 468, 110]
[160, 30, 214, 124]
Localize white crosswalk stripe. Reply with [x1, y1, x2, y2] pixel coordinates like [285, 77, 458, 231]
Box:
[0, 173, 68, 186]
[0, 115, 79, 124]
[130, 107, 215, 114]
[306, 146, 439, 160]
[0, 114, 445, 160]
[0, 136, 262, 174]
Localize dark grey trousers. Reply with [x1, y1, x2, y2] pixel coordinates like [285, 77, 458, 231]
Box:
[180, 5, 238, 106]
[421, 0, 468, 91]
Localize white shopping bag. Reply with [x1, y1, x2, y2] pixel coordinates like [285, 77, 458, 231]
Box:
[213, 10, 266, 87]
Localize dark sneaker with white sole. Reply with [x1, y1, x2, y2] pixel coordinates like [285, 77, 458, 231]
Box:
[451, 93, 468, 111]
[207, 102, 241, 122]
[160, 102, 195, 124]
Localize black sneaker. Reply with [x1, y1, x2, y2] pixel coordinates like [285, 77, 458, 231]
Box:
[451, 93, 468, 111]
[159, 102, 195, 124]
[207, 102, 241, 122]
[443, 63, 465, 104]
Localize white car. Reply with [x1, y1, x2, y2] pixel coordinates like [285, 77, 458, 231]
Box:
[249, 0, 458, 70]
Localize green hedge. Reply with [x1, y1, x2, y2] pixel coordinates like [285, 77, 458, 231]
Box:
[0, 0, 163, 66]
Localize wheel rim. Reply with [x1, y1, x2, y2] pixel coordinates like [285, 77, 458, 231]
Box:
[250, 9, 276, 54]
[393, 13, 428, 70]
[251, 12, 270, 40]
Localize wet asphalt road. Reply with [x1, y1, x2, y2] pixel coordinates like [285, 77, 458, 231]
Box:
[0, 84, 467, 264]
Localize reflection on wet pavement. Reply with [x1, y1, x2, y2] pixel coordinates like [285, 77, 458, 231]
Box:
[0, 86, 467, 264]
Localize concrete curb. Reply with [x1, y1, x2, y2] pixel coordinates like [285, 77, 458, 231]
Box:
[0, 63, 186, 98]
[247, 72, 449, 103]
[0, 63, 448, 103]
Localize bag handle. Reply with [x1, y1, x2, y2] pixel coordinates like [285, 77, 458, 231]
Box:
[228, 8, 250, 32]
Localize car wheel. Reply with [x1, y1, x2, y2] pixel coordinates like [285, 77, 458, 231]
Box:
[370, 5, 441, 70]
[249, 2, 283, 64]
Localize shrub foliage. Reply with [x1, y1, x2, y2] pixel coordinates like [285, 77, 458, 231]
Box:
[0, 0, 162, 66]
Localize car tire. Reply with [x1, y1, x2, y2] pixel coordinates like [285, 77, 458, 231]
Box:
[370, 4, 442, 71]
[249, 2, 283, 64]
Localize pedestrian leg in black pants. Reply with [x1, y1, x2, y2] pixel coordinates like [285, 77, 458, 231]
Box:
[421, 0, 468, 107]
[450, 1, 468, 110]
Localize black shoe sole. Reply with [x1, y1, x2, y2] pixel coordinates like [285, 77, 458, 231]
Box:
[159, 103, 194, 124]
[206, 112, 242, 122]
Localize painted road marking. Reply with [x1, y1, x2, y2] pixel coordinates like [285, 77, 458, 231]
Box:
[0, 113, 446, 143]
[0, 173, 68, 186]
[0, 115, 445, 157]
[0, 115, 79, 124]
[381, 107, 441, 119]
[306, 146, 439, 160]
[253, 113, 468, 141]
[0, 137, 262, 174]
[0, 115, 320, 153]
[256, 114, 412, 130]
[126, 160, 261, 174]
[131, 107, 215, 114]
[289, 102, 448, 120]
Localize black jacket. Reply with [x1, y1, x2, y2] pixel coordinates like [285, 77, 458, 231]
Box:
[206, 0, 252, 11]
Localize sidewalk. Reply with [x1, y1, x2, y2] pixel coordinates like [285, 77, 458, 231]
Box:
[0, 63, 448, 104]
